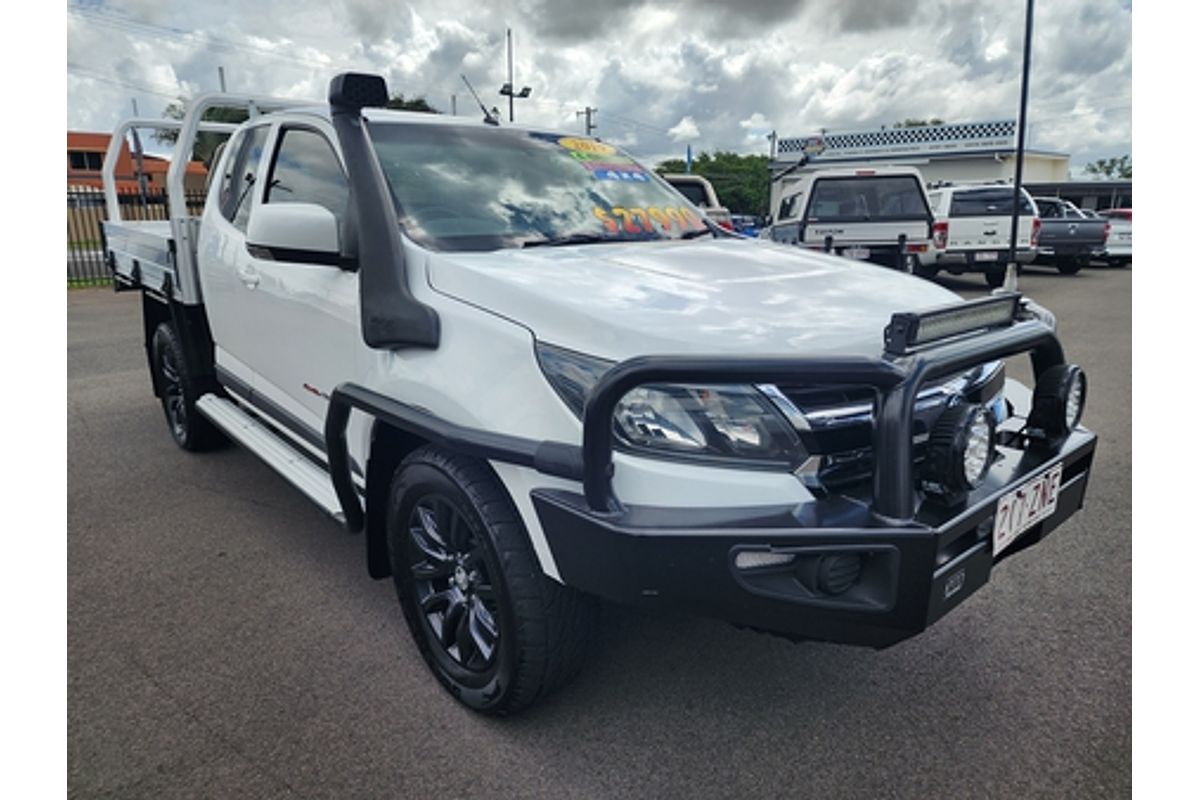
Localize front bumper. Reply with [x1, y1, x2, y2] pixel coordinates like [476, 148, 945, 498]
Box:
[533, 428, 1095, 648]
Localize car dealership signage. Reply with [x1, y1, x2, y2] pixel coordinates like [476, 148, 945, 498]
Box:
[776, 120, 1017, 163]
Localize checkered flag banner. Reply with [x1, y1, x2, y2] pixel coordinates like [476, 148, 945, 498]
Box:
[777, 120, 1017, 160]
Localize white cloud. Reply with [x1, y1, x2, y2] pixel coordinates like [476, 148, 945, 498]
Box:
[668, 116, 700, 142]
[739, 112, 771, 133]
[65, 0, 1132, 171]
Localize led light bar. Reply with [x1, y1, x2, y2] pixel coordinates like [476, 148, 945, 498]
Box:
[884, 294, 1020, 356]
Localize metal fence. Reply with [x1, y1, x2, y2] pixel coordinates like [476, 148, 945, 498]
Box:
[67, 186, 206, 287]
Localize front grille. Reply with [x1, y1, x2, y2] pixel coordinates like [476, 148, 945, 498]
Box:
[777, 362, 1006, 490]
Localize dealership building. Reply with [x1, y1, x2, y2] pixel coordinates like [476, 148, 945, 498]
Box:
[769, 120, 1130, 215]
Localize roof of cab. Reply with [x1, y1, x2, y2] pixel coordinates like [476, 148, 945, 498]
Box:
[272, 104, 582, 138]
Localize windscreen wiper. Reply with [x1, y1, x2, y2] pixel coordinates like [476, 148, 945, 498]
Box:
[521, 233, 612, 248]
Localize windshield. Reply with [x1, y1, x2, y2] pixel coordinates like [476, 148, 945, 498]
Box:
[368, 122, 708, 251]
[949, 188, 1035, 217]
[805, 176, 930, 222]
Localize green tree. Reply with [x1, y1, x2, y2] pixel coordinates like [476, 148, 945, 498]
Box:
[385, 94, 440, 113]
[655, 151, 771, 217]
[1083, 155, 1132, 179]
[153, 99, 249, 167]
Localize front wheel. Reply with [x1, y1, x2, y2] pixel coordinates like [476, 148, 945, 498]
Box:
[387, 446, 594, 715]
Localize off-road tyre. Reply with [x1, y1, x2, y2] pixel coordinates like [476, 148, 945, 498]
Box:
[387, 445, 595, 715]
[150, 323, 225, 452]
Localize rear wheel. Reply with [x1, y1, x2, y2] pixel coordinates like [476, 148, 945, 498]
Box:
[387, 446, 594, 715]
[914, 262, 940, 281]
[1056, 257, 1085, 275]
[151, 323, 224, 451]
[984, 268, 1006, 288]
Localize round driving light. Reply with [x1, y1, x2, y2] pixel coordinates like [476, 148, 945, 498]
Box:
[923, 402, 995, 496]
[816, 554, 863, 595]
[1028, 364, 1087, 447]
[1064, 369, 1086, 429]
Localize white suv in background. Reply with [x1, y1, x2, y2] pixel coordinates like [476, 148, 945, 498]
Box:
[766, 167, 934, 272]
[919, 184, 1040, 287]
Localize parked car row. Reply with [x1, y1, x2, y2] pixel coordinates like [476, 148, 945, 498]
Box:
[701, 169, 1134, 287]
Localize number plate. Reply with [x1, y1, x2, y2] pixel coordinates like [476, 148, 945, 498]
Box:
[976, 251, 999, 262]
[993, 463, 1063, 556]
[844, 247, 871, 260]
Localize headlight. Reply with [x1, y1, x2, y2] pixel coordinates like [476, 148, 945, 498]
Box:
[536, 342, 804, 465]
[614, 383, 801, 462]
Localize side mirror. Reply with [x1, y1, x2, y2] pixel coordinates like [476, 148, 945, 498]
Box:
[246, 203, 342, 267]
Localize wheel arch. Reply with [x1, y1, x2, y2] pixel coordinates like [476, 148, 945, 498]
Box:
[364, 419, 429, 579]
[142, 292, 172, 397]
[141, 289, 219, 398]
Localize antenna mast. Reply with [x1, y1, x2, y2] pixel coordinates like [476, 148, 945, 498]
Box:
[460, 74, 498, 126]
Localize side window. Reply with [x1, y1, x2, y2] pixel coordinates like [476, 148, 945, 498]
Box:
[218, 125, 270, 232]
[264, 128, 348, 224]
[779, 194, 800, 220]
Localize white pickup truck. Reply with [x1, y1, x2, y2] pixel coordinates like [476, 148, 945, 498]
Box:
[1097, 209, 1132, 267]
[662, 173, 734, 230]
[766, 167, 935, 271]
[101, 73, 1097, 715]
[919, 185, 1041, 288]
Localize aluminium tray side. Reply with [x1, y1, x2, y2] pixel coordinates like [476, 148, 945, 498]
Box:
[103, 219, 199, 302]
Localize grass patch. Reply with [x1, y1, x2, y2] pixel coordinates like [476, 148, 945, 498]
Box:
[67, 277, 113, 289]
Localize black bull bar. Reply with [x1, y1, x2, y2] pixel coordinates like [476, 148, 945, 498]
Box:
[326, 315, 1067, 530]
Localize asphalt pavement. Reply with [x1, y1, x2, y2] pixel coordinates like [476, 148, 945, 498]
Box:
[67, 263, 1131, 799]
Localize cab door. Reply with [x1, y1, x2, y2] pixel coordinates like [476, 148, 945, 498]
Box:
[236, 122, 365, 445]
[196, 122, 273, 394]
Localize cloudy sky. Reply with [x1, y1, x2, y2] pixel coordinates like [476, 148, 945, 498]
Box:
[66, 0, 1132, 174]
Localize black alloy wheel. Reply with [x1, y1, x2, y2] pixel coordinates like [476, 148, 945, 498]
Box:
[158, 343, 188, 442]
[151, 323, 224, 452]
[387, 446, 594, 715]
[405, 494, 500, 673]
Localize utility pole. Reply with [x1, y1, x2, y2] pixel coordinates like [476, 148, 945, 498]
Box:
[218, 66, 227, 93]
[1004, 0, 1035, 292]
[129, 99, 148, 200]
[576, 107, 596, 136]
[451, 94, 457, 116]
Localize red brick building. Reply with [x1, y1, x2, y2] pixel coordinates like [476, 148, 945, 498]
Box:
[67, 131, 209, 194]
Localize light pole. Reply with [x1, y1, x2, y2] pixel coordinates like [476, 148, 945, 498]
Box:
[499, 28, 531, 122]
[1005, 0, 1035, 291]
